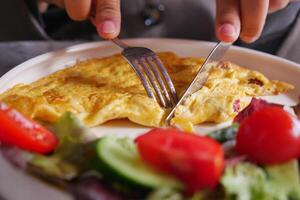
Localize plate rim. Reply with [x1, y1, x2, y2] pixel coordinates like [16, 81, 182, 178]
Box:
[1, 38, 300, 85]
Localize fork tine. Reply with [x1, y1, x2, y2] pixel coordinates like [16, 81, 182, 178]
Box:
[115, 38, 178, 108]
[150, 55, 178, 104]
[127, 58, 155, 99]
[138, 58, 167, 107]
[145, 56, 173, 107]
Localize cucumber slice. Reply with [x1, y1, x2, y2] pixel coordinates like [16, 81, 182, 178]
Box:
[92, 136, 183, 191]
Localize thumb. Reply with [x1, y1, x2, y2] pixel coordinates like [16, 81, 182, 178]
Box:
[94, 0, 121, 39]
[215, 0, 241, 42]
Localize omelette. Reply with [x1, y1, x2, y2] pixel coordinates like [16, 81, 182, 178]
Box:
[0, 52, 293, 130]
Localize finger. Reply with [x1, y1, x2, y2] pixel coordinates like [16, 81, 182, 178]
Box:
[64, 0, 92, 21]
[240, 0, 269, 43]
[94, 0, 121, 39]
[268, 0, 290, 13]
[216, 0, 241, 43]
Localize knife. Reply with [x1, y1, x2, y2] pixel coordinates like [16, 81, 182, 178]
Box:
[166, 42, 231, 124]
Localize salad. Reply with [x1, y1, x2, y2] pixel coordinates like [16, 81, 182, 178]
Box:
[0, 98, 300, 200]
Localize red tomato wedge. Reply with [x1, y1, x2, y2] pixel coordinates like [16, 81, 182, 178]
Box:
[135, 128, 224, 194]
[0, 103, 58, 154]
[236, 106, 300, 165]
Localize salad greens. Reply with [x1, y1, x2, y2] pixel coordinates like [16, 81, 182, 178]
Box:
[221, 160, 300, 200]
[265, 160, 300, 200]
[30, 112, 90, 180]
[146, 187, 185, 200]
[146, 187, 215, 200]
[207, 123, 239, 143]
[146, 160, 300, 200]
[6, 109, 300, 200]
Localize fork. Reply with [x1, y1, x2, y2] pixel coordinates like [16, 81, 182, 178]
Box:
[112, 38, 178, 108]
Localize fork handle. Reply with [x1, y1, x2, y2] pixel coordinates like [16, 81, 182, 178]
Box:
[111, 38, 130, 49]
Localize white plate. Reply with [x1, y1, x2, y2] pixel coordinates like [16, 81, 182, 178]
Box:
[0, 38, 300, 200]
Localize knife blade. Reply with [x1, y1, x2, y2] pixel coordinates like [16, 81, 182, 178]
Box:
[166, 42, 231, 124]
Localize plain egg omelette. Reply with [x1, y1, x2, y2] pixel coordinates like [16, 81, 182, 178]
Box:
[0, 52, 293, 130]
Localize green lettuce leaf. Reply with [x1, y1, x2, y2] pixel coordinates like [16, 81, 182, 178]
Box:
[30, 112, 91, 180]
[207, 123, 239, 143]
[265, 160, 300, 200]
[146, 187, 208, 200]
[221, 160, 300, 200]
[146, 187, 185, 200]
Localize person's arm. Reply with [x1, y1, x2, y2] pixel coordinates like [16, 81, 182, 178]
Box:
[41, 0, 120, 39]
[216, 0, 300, 43]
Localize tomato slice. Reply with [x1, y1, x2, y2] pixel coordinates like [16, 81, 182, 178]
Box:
[135, 128, 224, 194]
[0, 103, 58, 154]
[236, 106, 300, 165]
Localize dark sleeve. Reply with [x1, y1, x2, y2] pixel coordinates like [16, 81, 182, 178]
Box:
[0, 0, 48, 41]
[235, 2, 300, 54]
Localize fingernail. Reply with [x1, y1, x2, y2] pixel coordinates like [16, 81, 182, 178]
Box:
[99, 20, 116, 34]
[218, 23, 236, 37]
[242, 36, 258, 43]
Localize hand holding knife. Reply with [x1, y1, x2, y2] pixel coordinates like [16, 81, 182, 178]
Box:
[166, 42, 231, 125]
